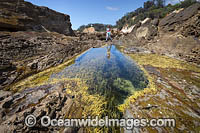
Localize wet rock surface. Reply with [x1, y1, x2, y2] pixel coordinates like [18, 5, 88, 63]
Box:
[0, 1, 200, 133]
[123, 54, 200, 132]
[0, 31, 104, 90]
[0, 52, 199, 133]
[0, 82, 74, 132]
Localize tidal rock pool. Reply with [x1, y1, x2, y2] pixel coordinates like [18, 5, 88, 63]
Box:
[3, 44, 200, 132]
[49, 45, 148, 117]
[1, 44, 150, 132]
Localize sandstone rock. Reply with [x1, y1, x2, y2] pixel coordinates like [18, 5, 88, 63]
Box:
[63, 127, 79, 133]
[117, 3, 200, 65]
[136, 27, 149, 40]
[0, 90, 11, 101]
[181, 14, 200, 37]
[0, 111, 6, 119]
[0, 81, 77, 132]
[0, 0, 74, 36]
[141, 18, 151, 25]
[49, 108, 56, 119]
[2, 97, 13, 109]
[184, 47, 200, 64]
[0, 31, 104, 89]
[159, 3, 200, 33]
[136, 24, 157, 40]
[151, 18, 159, 26]
[141, 104, 158, 110]
[83, 27, 96, 33]
[76, 31, 107, 41]
[121, 24, 135, 34]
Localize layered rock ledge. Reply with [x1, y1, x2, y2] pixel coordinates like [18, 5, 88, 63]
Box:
[0, 0, 108, 90]
[0, 31, 105, 90]
[0, 0, 74, 35]
[116, 3, 200, 65]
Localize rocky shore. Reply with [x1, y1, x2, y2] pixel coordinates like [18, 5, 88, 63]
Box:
[0, 0, 200, 133]
[116, 3, 200, 65]
[0, 0, 106, 90]
[0, 81, 77, 132]
[0, 0, 74, 35]
[0, 1, 106, 132]
[0, 31, 105, 90]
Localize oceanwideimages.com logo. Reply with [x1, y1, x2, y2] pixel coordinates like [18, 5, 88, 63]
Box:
[25, 114, 176, 129]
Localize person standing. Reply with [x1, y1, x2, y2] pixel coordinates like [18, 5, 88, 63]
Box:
[106, 26, 112, 42]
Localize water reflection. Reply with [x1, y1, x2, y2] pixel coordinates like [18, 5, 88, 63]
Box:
[50, 45, 148, 118]
[106, 44, 112, 59]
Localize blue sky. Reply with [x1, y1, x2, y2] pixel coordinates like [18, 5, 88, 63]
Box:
[25, 0, 178, 30]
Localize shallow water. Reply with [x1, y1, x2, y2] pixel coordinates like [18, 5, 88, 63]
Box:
[49, 45, 148, 115]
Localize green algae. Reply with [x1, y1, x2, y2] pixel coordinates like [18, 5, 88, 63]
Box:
[8, 45, 149, 132]
[60, 78, 107, 118]
[59, 78, 121, 133]
[9, 56, 76, 92]
[118, 66, 157, 112]
[118, 53, 200, 132]
[8, 44, 200, 132]
[129, 54, 200, 72]
[118, 53, 200, 111]
[48, 45, 149, 119]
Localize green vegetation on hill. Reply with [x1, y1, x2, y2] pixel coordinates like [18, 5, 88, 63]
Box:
[78, 23, 115, 32]
[77, 0, 198, 32]
[116, 0, 198, 30]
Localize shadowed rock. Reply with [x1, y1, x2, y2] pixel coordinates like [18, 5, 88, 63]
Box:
[0, 0, 74, 36]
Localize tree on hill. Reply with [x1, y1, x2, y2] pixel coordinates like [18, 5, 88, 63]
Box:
[116, 0, 197, 30]
[144, 0, 155, 10]
[156, 0, 165, 8]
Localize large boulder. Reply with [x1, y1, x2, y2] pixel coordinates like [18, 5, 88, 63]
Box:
[0, 0, 74, 35]
[136, 27, 149, 40]
[135, 25, 157, 41]
[83, 27, 96, 33]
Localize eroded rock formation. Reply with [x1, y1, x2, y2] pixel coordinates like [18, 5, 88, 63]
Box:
[0, 31, 104, 90]
[0, 0, 74, 35]
[159, 3, 200, 37]
[0, 0, 107, 90]
[117, 3, 200, 65]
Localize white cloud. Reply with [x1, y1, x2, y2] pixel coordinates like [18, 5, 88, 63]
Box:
[106, 6, 119, 11]
[166, 0, 183, 5]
